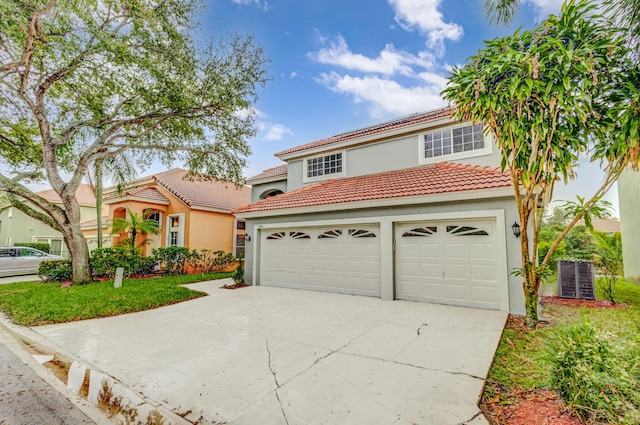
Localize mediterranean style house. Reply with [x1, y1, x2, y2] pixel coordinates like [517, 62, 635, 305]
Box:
[235, 107, 526, 315]
[82, 168, 251, 257]
[0, 184, 98, 258]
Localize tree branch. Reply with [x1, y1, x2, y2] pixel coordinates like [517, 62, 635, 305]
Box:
[540, 166, 624, 267]
[0, 173, 66, 231]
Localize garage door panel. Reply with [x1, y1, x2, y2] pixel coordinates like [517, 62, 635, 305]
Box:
[473, 286, 498, 302]
[444, 243, 467, 259]
[445, 284, 469, 301]
[261, 225, 381, 297]
[445, 263, 469, 279]
[420, 282, 444, 298]
[469, 244, 495, 259]
[472, 264, 497, 281]
[396, 219, 502, 310]
[420, 244, 441, 258]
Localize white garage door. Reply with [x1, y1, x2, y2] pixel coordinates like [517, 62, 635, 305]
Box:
[260, 225, 381, 297]
[395, 220, 501, 310]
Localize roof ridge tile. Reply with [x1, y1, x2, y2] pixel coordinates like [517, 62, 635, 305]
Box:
[275, 106, 455, 157]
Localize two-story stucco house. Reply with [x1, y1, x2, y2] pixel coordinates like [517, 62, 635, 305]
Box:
[235, 107, 525, 314]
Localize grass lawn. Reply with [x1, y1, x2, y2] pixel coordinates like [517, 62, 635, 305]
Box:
[0, 273, 232, 326]
[483, 279, 640, 422]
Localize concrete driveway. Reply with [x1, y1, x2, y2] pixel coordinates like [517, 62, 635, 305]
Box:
[34, 279, 507, 425]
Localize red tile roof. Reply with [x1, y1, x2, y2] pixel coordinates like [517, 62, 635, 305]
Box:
[126, 186, 170, 203]
[246, 164, 288, 183]
[275, 106, 455, 157]
[38, 184, 96, 206]
[153, 168, 251, 211]
[80, 215, 110, 228]
[233, 162, 511, 214]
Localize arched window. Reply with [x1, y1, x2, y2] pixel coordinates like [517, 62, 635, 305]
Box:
[259, 189, 284, 200]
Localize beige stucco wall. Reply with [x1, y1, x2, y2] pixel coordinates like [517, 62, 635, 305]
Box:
[619, 168, 640, 281]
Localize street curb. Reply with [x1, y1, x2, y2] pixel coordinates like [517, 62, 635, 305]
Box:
[0, 314, 192, 425]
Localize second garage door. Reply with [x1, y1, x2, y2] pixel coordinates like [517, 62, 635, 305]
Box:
[395, 220, 501, 310]
[260, 225, 381, 297]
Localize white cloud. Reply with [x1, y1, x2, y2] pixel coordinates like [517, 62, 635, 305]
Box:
[289, 72, 298, 78]
[231, 0, 268, 11]
[525, 0, 565, 21]
[387, 0, 463, 51]
[256, 121, 293, 141]
[309, 35, 435, 76]
[263, 123, 293, 141]
[317, 72, 447, 118]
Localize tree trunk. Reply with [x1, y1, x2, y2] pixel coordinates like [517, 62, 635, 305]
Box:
[523, 274, 539, 328]
[96, 160, 103, 250]
[59, 191, 92, 284]
[63, 223, 92, 283]
[519, 214, 540, 328]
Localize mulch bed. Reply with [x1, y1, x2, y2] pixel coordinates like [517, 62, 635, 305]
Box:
[220, 282, 248, 290]
[481, 315, 583, 424]
[540, 296, 628, 309]
[484, 390, 585, 425]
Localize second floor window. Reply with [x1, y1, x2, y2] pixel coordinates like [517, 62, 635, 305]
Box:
[307, 153, 342, 178]
[424, 124, 484, 159]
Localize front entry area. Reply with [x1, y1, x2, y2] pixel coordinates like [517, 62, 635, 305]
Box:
[395, 219, 501, 310]
[260, 225, 381, 297]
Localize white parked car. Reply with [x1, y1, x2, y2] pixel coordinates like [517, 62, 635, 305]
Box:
[0, 247, 64, 276]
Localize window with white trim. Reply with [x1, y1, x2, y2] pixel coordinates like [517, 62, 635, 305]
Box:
[306, 153, 343, 178]
[424, 124, 485, 159]
[166, 214, 185, 247]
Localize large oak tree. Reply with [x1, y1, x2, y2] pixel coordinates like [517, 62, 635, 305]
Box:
[0, 0, 268, 283]
[443, 0, 639, 326]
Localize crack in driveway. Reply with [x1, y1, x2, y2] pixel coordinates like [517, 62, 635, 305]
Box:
[457, 410, 483, 424]
[339, 351, 485, 381]
[265, 339, 289, 425]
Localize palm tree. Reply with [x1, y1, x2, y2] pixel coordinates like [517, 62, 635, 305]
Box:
[485, 0, 640, 51]
[87, 155, 138, 249]
[110, 209, 161, 248]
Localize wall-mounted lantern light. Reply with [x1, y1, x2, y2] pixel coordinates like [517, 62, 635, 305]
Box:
[511, 222, 521, 238]
[245, 235, 251, 242]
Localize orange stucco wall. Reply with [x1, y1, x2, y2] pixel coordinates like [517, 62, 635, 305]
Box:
[188, 209, 235, 253]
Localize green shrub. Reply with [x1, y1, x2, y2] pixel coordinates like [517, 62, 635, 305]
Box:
[540, 321, 640, 424]
[91, 247, 157, 278]
[593, 231, 624, 303]
[15, 242, 50, 253]
[232, 263, 244, 284]
[38, 259, 73, 282]
[152, 247, 198, 275]
[199, 249, 235, 273]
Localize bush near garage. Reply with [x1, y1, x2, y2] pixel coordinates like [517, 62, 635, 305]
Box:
[540, 321, 640, 424]
[38, 259, 73, 282]
[91, 247, 157, 278]
[15, 242, 51, 253]
[152, 247, 199, 275]
[198, 249, 236, 273]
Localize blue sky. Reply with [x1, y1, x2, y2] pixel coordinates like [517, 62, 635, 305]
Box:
[195, 0, 616, 213]
[18, 0, 615, 215]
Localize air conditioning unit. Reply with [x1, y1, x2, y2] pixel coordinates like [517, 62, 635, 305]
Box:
[557, 260, 595, 299]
